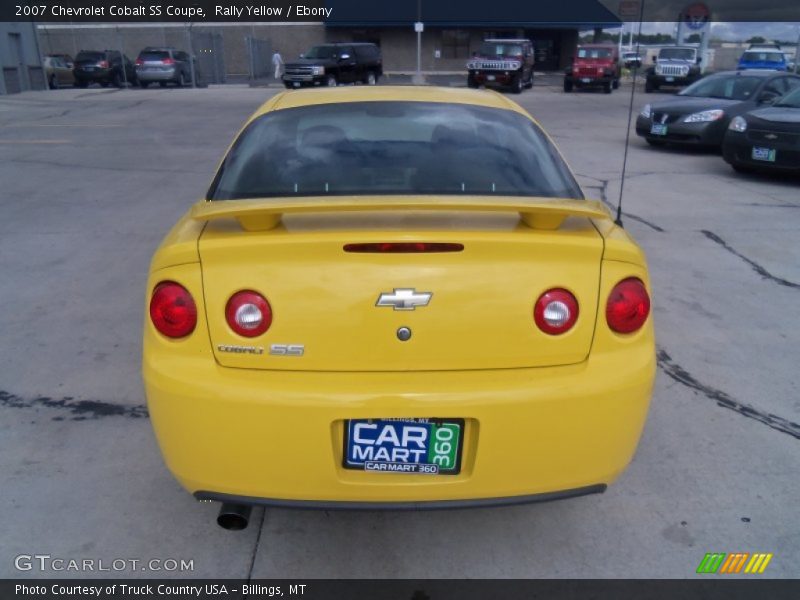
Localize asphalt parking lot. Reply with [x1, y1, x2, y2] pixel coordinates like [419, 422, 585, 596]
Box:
[1, 80, 798, 579]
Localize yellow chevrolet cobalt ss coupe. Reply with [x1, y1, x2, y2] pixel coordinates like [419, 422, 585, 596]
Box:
[143, 87, 655, 530]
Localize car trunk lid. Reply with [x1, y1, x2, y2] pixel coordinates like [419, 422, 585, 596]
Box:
[194, 198, 607, 372]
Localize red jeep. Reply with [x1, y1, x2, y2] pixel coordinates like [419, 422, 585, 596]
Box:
[564, 44, 621, 94]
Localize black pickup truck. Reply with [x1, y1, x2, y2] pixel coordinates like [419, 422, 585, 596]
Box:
[283, 43, 383, 88]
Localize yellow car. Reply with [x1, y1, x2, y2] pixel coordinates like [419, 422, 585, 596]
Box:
[143, 86, 655, 530]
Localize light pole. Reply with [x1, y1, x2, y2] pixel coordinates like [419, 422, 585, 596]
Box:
[413, 0, 424, 84]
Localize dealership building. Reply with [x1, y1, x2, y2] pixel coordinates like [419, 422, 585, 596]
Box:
[34, 0, 620, 85]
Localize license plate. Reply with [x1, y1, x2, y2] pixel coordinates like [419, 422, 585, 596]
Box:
[486, 75, 495, 81]
[581, 78, 591, 83]
[344, 418, 463, 475]
[665, 76, 675, 82]
[650, 123, 668, 136]
[751, 146, 776, 162]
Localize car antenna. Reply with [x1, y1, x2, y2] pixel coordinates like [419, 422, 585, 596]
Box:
[616, 1, 647, 228]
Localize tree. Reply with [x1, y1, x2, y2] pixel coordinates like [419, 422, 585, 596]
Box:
[686, 34, 702, 43]
[746, 36, 766, 44]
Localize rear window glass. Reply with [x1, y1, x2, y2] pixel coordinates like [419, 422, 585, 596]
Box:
[139, 51, 171, 60]
[208, 102, 583, 201]
[76, 52, 104, 61]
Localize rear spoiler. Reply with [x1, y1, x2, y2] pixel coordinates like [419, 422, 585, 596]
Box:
[190, 197, 610, 231]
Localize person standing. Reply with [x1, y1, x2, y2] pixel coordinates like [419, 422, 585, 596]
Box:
[272, 49, 284, 80]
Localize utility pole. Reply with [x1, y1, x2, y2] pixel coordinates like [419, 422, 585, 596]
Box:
[413, 0, 424, 84]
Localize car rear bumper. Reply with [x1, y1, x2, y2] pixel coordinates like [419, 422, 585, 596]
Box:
[565, 74, 615, 87]
[144, 336, 655, 505]
[74, 69, 113, 82]
[136, 67, 177, 82]
[723, 132, 800, 171]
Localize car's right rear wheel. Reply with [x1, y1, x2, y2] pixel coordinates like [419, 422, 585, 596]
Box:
[112, 72, 122, 88]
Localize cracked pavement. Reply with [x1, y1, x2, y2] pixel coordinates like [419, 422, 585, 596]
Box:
[0, 83, 798, 579]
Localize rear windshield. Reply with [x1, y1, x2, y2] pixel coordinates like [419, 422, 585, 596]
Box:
[208, 102, 583, 200]
[478, 43, 524, 57]
[578, 48, 612, 59]
[139, 51, 170, 60]
[740, 52, 784, 63]
[76, 52, 104, 61]
[679, 75, 761, 100]
[659, 48, 695, 60]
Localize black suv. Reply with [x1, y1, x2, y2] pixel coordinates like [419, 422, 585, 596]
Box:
[73, 50, 137, 88]
[283, 43, 382, 88]
[135, 47, 192, 88]
[466, 39, 535, 94]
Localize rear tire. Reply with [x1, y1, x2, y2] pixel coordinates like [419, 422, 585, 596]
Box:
[612, 78, 620, 90]
[526, 72, 534, 88]
[75, 80, 88, 88]
[364, 71, 377, 85]
[467, 74, 478, 88]
[731, 162, 755, 174]
[112, 72, 122, 88]
[563, 79, 573, 93]
[326, 74, 338, 87]
[177, 72, 186, 87]
[48, 75, 57, 90]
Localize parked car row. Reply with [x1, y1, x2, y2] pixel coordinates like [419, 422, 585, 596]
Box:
[44, 47, 195, 89]
[636, 70, 800, 174]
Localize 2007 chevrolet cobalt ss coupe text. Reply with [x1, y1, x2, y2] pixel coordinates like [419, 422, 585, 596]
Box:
[143, 87, 655, 529]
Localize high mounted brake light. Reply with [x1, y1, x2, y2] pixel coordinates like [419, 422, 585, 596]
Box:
[343, 243, 464, 253]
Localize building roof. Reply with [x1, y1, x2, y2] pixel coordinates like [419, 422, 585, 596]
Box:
[324, 0, 621, 28]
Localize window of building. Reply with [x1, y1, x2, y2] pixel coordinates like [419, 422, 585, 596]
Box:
[441, 30, 470, 59]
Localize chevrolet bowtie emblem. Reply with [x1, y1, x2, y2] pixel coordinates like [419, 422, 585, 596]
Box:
[376, 288, 432, 311]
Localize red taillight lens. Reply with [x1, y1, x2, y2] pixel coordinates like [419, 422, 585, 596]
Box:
[162, 58, 175, 65]
[98, 60, 109, 68]
[225, 291, 272, 337]
[606, 278, 650, 334]
[534, 289, 579, 335]
[343, 242, 464, 253]
[135, 58, 144, 66]
[149, 282, 197, 338]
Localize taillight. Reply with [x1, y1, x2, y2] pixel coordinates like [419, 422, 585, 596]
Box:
[343, 242, 463, 253]
[135, 58, 144, 66]
[150, 282, 197, 338]
[162, 58, 175, 65]
[226, 291, 272, 337]
[98, 60, 109, 68]
[606, 278, 650, 334]
[534, 289, 579, 335]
